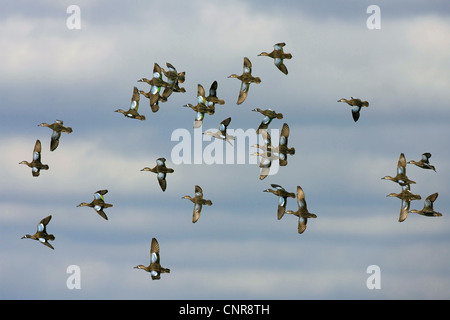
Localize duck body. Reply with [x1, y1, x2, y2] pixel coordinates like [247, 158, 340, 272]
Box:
[258, 42, 292, 75]
[263, 184, 295, 220]
[141, 158, 174, 192]
[77, 189, 113, 220]
[228, 57, 261, 105]
[182, 185, 212, 223]
[337, 97, 369, 122]
[134, 238, 170, 280]
[19, 139, 49, 177]
[22, 215, 55, 249]
[38, 120, 72, 151]
[285, 186, 317, 234]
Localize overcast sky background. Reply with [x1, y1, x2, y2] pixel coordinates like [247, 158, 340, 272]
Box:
[1, 0, 449, 300]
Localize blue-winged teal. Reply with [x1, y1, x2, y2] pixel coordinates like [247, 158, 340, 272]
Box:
[205, 80, 225, 107]
[38, 120, 72, 151]
[386, 184, 421, 222]
[77, 189, 113, 220]
[252, 129, 278, 180]
[19, 139, 49, 177]
[183, 84, 215, 128]
[386, 187, 421, 202]
[115, 86, 146, 120]
[263, 184, 295, 220]
[337, 97, 369, 122]
[138, 63, 171, 112]
[407, 153, 436, 172]
[21, 215, 55, 250]
[410, 193, 443, 218]
[134, 237, 170, 280]
[258, 42, 292, 75]
[382, 153, 416, 186]
[204, 117, 235, 146]
[161, 62, 186, 99]
[182, 185, 212, 223]
[228, 57, 261, 105]
[141, 158, 174, 192]
[278, 123, 295, 167]
[252, 108, 283, 134]
[285, 186, 317, 234]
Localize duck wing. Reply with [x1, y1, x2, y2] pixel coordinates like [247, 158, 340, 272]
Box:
[296, 186, 308, 212]
[424, 193, 438, 211]
[37, 215, 52, 233]
[274, 58, 288, 75]
[298, 216, 308, 234]
[192, 202, 203, 223]
[237, 82, 249, 105]
[397, 153, 407, 176]
[157, 172, 167, 191]
[399, 198, 411, 222]
[351, 105, 361, 122]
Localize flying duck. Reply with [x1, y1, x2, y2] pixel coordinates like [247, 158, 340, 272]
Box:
[407, 153, 436, 172]
[409, 193, 443, 218]
[182, 185, 213, 223]
[138, 63, 171, 112]
[337, 97, 369, 122]
[253, 129, 279, 180]
[228, 57, 261, 105]
[204, 117, 235, 146]
[278, 123, 295, 166]
[285, 185, 317, 234]
[252, 108, 283, 134]
[204, 80, 225, 107]
[115, 86, 146, 120]
[38, 120, 72, 151]
[134, 237, 171, 280]
[161, 62, 186, 99]
[386, 184, 421, 222]
[381, 153, 416, 186]
[183, 84, 216, 128]
[21, 215, 55, 250]
[263, 184, 296, 220]
[258, 42, 292, 75]
[77, 189, 113, 220]
[141, 158, 174, 192]
[19, 139, 49, 177]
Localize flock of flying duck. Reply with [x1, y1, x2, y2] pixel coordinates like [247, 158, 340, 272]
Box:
[18, 42, 443, 280]
[383, 152, 441, 222]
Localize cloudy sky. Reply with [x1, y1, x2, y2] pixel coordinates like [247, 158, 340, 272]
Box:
[1, 0, 449, 300]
